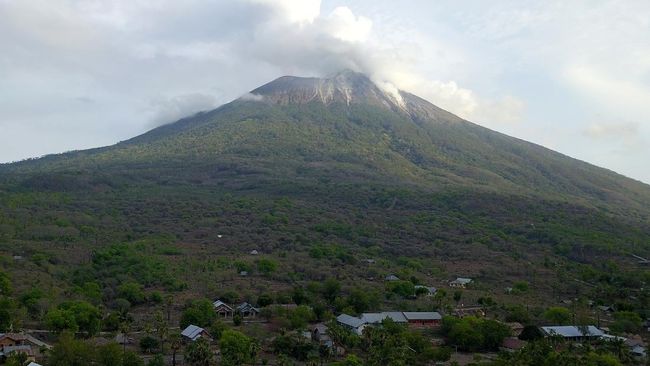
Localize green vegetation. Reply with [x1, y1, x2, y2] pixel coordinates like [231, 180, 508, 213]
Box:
[0, 73, 648, 364]
[441, 316, 512, 352]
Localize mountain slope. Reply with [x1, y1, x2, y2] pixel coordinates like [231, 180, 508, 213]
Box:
[4, 71, 649, 217]
[1, 70, 649, 320]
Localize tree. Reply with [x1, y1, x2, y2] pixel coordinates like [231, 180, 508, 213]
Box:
[442, 316, 510, 352]
[233, 313, 242, 326]
[390, 281, 416, 298]
[0, 270, 12, 295]
[257, 293, 273, 307]
[154, 310, 169, 353]
[97, 343, 123, 366]
[220, 329, 257, 366]
[147, 354, 165, 366]
[46, 300, 102, 336]
[611, 311, 642, 333]
[169, 334, 182, 366]
[4, 352, 29, 366]
[139, 335, 160, 353]
[543, 307, 571, 325]
[180, 299, 216, 328]
[322, 279, 341, 303]
[185, 338, 213, 366]
[256, 259, 277, 275]
[289, 305, 316, 329]
[209, 319, 228, 339]
[48, 332, 95, 366]
[519, 325, 544, 341]
[118, 282, 146, 305]
[512, 281, 529, 294]
[334, 354, 364, 366]
[123, 351, 145, 366]
[0, 298, 16, 332]
[453, 291, 462, 304]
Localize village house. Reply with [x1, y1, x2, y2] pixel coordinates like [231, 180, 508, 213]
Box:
[337, 311, 443, 334]
[0, 333, 51, 362]
[540, 325, 604, 342]
[385, 274, 400, 282]
[336, 314, 367, 335]
[402, 312, 442, 327]
[181, 325, 212, 342]
[449, 277, 472, 288]
[115, 333, 134, 345]
[213, 299, 234, 317]
[236, 302, 260, 317]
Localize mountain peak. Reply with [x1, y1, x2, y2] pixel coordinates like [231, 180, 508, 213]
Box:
[245, 70, 405, 110]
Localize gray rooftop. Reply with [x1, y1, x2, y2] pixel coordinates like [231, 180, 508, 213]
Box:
[337, 314, 366, 328]
[540, 325, 604, 338]
[402, 312, 442, 320]
[181, 325, 206, 341]
[361, 312, 407, 324]
[452, 277, 472, 284]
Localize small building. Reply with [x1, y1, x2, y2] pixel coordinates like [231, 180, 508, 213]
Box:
[414, 285, 437, 296]
[312, 323, 329, 341]
[631, 345, 647, 359]
[250, 250, 259, 255]
[0, 333, 51, 360]
[402, 312, 442, 327]
[385, 274, 400, 282]
[336, 314, 367, 335]
[213, 300, 234, 317]
[0, 345, 35, 362]
[540, 325, 604, 341]
[449, 277, 472, 288]
[361, 312, 407, 324]
[239, 270, 248, 276]
[27, 362, 43, 366]
[364, 259, 376, 264]
[181, 325, 211, 342]
[236, 302, 260, 317]
[115, 333, 134, 345]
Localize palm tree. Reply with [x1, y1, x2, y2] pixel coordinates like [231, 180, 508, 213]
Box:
[119, 320, 132, 357]
[155, 310, 169, 354]
[169, 333, 182, 366]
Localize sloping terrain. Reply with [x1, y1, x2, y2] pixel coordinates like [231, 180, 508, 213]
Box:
[0, 70, 648, 319]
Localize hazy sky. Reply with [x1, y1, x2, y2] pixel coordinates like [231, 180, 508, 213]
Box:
[1, 0, 649, 183]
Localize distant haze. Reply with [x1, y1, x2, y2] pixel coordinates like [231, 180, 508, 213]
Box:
[0, 0, 649, 183]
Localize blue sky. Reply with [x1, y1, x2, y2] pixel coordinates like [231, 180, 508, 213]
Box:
[1, 0, 649, 183]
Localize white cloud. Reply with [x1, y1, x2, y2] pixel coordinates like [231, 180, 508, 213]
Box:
[0, 0, 648, 182]
[565, 65, 650, 116]
[583, 121, 642, 144]
[148, 93, 220, 127]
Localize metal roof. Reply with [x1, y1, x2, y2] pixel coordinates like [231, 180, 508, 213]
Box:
[402, 312, 442, 320]
[336, 314, 366, 328]
[213, 300, 233, 310]
[540, 325, 604, 338]
[181, 325, 206, 341]
[361, 312, 407, 323]
[452, 278, 472, 284]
